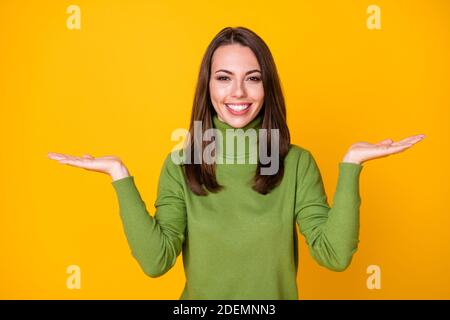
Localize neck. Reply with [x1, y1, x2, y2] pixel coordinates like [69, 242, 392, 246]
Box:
[212, 113, 263, 163]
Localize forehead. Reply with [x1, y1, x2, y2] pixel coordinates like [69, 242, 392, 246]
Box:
[211, 44, 260, 71]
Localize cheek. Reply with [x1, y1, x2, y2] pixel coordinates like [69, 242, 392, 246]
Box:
[210, 83, 228, 102]
[249, 84, 264, 103]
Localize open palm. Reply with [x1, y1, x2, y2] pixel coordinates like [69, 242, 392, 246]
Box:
[47, 152, 122, 175]
[344, 134, 426, 164]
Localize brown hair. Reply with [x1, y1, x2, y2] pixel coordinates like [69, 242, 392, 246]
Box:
[183, 26, 290, 195]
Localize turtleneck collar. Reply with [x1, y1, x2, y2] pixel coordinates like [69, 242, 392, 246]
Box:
[212, 113, 262, 132]
[212, 113, 263, 163]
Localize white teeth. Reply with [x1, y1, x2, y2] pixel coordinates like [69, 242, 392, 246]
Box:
[226, 104, 251, 111]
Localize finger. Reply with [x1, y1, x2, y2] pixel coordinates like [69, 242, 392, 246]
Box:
[66, 154, 82, 161]
[82, 154, 95, 159]
[48, 154, 63, 160]
[381, 143, 414, 154]
[58, 157, 80, 164]
[391, 134, 425, 146]
[48, 152, 67, 156]
[376, 139, 393, 145]
[48, 152, 69, 160]
[49, 154, 71, 161]
[392, 138, 421, 146]
[58, 158, 88, 168]
[48, 152, 79, 161]
[58, 159, 77, 165]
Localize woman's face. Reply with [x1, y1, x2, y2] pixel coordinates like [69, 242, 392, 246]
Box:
[209, 44, 264, 128]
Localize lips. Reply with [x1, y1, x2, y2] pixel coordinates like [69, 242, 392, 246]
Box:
[225, 103, 252, 115]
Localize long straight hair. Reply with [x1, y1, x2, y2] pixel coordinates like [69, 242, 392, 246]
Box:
[184, 26, 290, 196]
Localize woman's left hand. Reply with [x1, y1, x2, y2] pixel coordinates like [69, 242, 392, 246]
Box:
[342, 134, 426, 165]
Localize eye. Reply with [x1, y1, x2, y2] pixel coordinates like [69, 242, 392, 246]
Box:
[216, 76, 230, 81]
[248, 76, 261, 82]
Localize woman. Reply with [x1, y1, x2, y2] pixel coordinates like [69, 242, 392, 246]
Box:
[48, 26, 425, 299]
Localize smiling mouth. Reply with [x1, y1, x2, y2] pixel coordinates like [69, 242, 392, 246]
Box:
[225, 103, 252, 114]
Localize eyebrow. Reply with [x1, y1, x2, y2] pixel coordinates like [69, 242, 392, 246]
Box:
[214, 69, 261, 75]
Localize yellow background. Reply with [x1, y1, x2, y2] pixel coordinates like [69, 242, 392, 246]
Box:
[1, 0, 449, 299]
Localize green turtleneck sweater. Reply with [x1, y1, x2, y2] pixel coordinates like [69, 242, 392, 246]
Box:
[111, 113, 363, 300]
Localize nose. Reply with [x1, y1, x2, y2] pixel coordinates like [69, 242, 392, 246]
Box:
[231, 79, 246, 98]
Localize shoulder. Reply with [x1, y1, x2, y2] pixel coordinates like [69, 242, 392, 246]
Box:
[165, 148, 185, 166]
[287, 144, 313, 163]
[286, 144, 319, 178]
[159, 149, 186, 183]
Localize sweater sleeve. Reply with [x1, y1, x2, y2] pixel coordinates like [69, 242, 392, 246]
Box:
[111, 154, 187, 278]
[295, 149, 363, 272]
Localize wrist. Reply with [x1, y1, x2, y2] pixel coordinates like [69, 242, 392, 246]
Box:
[342, 152, 362, 165]
[110, 163, 130, 181]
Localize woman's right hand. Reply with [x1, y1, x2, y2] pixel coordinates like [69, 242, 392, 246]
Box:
[47, 152, 130, 181]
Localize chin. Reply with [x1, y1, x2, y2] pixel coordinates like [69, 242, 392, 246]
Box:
[222, 113, 254, 128]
